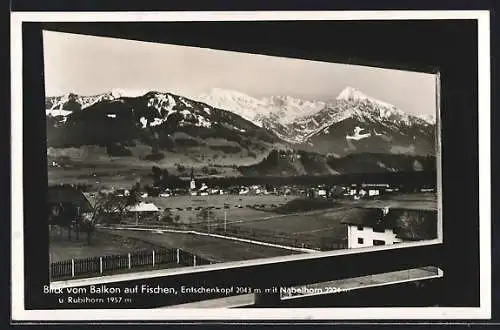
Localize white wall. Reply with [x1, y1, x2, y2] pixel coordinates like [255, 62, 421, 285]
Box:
[347, 225, 403, 248]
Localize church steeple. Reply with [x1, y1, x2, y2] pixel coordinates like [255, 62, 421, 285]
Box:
[190, 168, 196, 191]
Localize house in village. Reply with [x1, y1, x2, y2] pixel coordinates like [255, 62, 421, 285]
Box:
[47, 185, 94, 232]
[126, 202, 161, 224]
[342, 183, 395, 200]
[198, 183, 209, 196]
[361, 183, 389, 197]
[341, 207, 437, 248]
[159, 188, 172, 198]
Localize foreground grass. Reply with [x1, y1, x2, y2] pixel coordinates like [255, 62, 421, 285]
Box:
[49, 229, 163, 262]
[98, 228, 301, 263]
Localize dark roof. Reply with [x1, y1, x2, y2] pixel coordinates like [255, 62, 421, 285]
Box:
[47, 186, 94, 212]
[341, 207, 437, 241]
[341, 208, 385, 227]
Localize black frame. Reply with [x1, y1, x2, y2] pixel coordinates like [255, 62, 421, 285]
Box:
[18, 18, 481, 312]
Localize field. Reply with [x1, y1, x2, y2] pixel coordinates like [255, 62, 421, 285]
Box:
[49, 229, 163, 262]
[51, 186, 437, 267]
[97, 228, 301, 263]
[225, 207, 349, 241]
[146, 194, 298, 209]
[144, 194, 298, 223]
[129, 193, 437, 251]
[130, 194, 348, 250]
[47, 143, 257, 189]
[47, 163, 153, 188]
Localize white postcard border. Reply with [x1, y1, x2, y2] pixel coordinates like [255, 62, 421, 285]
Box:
[10, 10, 491, 321]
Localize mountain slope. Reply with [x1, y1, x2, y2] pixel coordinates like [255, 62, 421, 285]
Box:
[238, 149, 436, 177]
[196, 88, 327, 127]
[46, 91, 285, 163]
[45, 89, 149, 112]
[194, 87, 436, 156]
[300, 87, 436, 156]
[45, 87, 437, 176]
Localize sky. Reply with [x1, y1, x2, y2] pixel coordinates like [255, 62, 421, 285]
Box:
[43, 30, 437, 117]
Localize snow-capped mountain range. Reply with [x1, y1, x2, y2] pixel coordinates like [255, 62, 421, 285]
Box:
[45, 86, 436, 157]
[195, 86, 435, 148]
[45, 89, 149, 115]
[195, 88, 328, 127]
[45, 90, 283, 158]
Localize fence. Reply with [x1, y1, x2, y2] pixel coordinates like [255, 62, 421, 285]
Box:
[101, 222, 347, 252]
[50, 248, 215, 280]
[208, 226, 347, 251]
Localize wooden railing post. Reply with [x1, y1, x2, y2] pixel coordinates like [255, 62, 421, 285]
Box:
[193, 255, 197, 266]
[152, 250, 155, 268]
[71, 259, 75, 278]
[99, 257, 103, 274]
[176, 249, 180, 264]
[128, 253, 131, 269]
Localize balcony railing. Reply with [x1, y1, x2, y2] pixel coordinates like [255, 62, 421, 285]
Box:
[48, 239, 444, 309]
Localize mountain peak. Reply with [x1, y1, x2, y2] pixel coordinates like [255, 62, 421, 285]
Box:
[110, 88, 150, 98]
[205, 88, 260, 102]
[336, 86, 365, 101]
[336, 86, 396, 110]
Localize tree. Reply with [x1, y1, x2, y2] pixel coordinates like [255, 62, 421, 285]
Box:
[152, 166, 162, 182]
[48, 202, 80, 241]
[176, 164, 186, 173]
[127, 184, 141, 206]
[159, 210, 174, 223]
[84, 188, 139, 244]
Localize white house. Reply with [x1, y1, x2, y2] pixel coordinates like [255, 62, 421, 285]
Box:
[159, 189, 171, 198]
[341, 207, 437, 249]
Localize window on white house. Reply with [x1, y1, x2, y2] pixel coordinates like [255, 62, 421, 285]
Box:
[357, 237, 364, 244]
[373, 227, 386, 233]
[373, 239, 386, 246]
[357, 226, 364, 231]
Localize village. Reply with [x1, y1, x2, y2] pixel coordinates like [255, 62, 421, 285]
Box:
[47, 166, 438, 282]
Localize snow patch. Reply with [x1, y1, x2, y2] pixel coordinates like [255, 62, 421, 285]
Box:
[106, 113, 117, 118]
[377, 161, 387, 169]
[180, 110, 192, 117]
[139, 117, 148, 128]
[346, 126, 371, 141]
[46, 109, 72, 117]
[180, 99, 192, 107]
[150, 117, 166, 127]
[196, 115, 212, 128]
